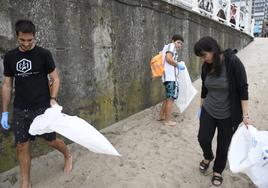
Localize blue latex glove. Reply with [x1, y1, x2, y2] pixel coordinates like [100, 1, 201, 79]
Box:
[1, 112, 10, 130]
[177, 63, 185, 70]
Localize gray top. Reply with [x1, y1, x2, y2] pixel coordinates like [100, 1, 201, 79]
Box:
[203, 64, 231, 119]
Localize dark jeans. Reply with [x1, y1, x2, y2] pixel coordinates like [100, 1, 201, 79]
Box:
[198, 107, 233, 174]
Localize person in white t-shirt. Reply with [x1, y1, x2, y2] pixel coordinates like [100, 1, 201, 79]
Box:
[159, 34, 184, 126]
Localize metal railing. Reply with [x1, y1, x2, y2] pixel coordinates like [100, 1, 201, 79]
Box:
[163, 0, 254, 36]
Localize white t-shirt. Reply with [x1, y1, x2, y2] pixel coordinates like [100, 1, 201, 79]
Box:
[162, 43, 178, 82]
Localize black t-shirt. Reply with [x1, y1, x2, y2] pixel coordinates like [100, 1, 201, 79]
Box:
[3, 45, 56, 109]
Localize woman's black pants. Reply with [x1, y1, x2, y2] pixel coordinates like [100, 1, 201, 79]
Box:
[198, 107, 234, 174]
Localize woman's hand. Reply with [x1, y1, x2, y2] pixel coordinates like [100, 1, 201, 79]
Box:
[241, 100, 250, 128]
[242, 116, 250, 128]
[50, 98, 58, 106]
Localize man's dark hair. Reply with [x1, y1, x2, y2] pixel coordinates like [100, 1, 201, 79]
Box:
[194, 36, 222, 76]
[15, 19, 36, 36]
[172, 34, 184, 42]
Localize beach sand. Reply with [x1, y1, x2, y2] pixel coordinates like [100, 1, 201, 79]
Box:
[0, 38, 267, 188]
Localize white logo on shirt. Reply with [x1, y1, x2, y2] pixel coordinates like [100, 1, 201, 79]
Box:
[16, 58, 32, 73]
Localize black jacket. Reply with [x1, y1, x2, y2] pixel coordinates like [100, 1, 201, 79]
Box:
[201, 49, 248, 131]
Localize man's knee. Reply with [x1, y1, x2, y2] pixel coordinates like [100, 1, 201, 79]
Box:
[46, 138, 64, 147]
[46, 139, 57, 146]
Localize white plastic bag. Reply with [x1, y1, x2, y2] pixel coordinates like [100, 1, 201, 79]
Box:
[29, 105, 121, 156]
[228, 124, 268, 188]
[175, 61, 197, 113]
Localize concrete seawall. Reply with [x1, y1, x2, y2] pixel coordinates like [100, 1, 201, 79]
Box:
[0, 0, 253, 172]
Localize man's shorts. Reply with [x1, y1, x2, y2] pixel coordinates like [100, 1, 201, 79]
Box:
[164, 81, 179, 100]
[13, 106, 56, 145]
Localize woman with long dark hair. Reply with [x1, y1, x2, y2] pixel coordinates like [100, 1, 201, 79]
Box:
[194, 36, 250, 186]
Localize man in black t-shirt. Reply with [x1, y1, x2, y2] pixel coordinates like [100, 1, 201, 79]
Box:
[1, 20, 72, 188]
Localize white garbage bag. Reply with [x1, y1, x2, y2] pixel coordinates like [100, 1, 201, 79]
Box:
[175, 61, 197, 113]
[228, 124, 268, 188]
[29, 105, 121, 156]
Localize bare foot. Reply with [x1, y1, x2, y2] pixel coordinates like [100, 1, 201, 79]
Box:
[64, 155, 72, 173]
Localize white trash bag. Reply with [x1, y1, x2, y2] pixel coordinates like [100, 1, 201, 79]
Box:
[175, 61, 197, 113]
[29, 105, 121, 156]
[228, 124, 268, 188]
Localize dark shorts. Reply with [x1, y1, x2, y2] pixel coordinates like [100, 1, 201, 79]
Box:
[164, 81, 179, 100]
[13, 106, 56, 145]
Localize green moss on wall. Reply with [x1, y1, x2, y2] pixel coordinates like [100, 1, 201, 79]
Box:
[77, 94, 116, 130]
[0, 133, 17, 173]
[74, 79, 156, 130]
[150, 78, 165, 105]
[125, 79, 143, 114]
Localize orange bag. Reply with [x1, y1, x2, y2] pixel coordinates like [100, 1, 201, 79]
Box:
[150, 51, 164, 78]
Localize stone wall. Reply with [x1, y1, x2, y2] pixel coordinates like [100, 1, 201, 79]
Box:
[0, 0, 253, 172]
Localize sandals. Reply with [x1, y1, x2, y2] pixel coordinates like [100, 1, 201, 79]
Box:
[199, 158, 213, 173]
[211, 173, 223, 186]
